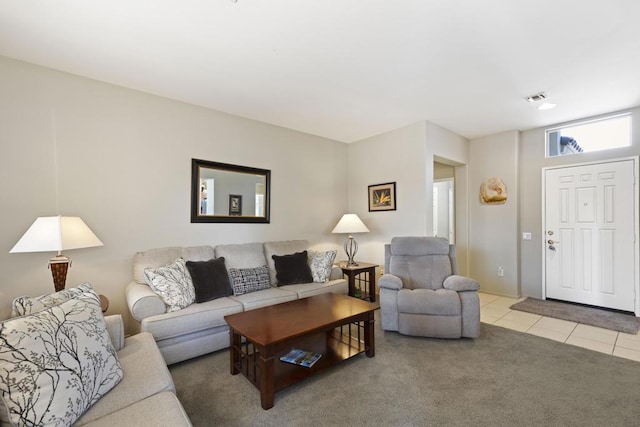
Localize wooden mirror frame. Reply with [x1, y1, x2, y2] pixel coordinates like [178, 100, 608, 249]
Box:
[190, 158, 271, 223]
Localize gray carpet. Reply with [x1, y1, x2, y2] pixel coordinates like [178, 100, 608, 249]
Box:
[510, 297, 640, 334]
[169, 318, 640, 426]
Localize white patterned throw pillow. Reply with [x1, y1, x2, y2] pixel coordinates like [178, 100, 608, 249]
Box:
[145, 258, 196, 312]
[0, 289, 123, 427]
[308, 250, 337, 283]
[12, 281, 95, 317]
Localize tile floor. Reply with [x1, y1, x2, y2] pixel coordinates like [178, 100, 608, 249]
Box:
[479, 292, 640, 362]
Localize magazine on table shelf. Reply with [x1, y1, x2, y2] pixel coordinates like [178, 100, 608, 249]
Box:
[279, 348, 322, 368]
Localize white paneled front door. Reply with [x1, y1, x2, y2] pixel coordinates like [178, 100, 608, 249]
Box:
[544, 159, 636, 312]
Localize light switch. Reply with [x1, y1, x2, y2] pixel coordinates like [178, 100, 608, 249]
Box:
[522, 232, 532, 241]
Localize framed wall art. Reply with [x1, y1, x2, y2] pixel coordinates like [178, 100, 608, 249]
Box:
[368, 182, 396, 212]
[229, 194, 242, 216]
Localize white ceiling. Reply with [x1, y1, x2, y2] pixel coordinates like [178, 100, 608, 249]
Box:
[1, 0, 640, 142]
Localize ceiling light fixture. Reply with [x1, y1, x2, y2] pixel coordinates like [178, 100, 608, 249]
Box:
[525, 92, 547, 103]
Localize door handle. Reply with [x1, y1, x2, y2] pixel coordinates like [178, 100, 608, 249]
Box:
[547, 240, 559, 245]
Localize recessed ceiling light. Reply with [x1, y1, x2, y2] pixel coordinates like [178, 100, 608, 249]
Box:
[525, 92, 547, 103]
[537, 102, 557, 110]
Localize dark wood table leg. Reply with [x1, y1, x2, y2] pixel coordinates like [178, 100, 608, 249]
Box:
[367, 267, 376, 302]
[346, 271, 356, 297]
[364, 313, 375, 357]
[259, 348, 275, 410]
[230, 329, 241, 375]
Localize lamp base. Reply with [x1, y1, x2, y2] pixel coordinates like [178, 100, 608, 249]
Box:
[49, 255, 71, 292]
[344, 235, 359, 266]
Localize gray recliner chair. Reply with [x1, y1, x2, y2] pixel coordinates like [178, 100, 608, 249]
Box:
[379, 236, 480, 338]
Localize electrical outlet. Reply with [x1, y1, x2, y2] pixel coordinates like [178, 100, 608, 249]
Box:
[497, 266, 504, 277]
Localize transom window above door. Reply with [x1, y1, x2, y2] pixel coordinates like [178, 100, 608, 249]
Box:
[546, 114, 631, 158]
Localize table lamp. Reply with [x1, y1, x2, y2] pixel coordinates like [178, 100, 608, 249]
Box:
[331, 213, 369, 266]
[10, 216, 103, 291]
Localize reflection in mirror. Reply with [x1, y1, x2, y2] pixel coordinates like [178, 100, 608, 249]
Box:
[191, 159, 270, 223]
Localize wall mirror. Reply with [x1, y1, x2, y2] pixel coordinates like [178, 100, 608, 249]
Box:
[191, 159, 270, 223]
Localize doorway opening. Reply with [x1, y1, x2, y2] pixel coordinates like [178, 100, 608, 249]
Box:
[433, 161, 455, 244]
[433, 179, 455, 243]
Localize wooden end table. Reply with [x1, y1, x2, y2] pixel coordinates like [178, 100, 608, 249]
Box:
[99, 294, 109, 313]
[224, 293, 376, 409]
[338, 261, 379, 302]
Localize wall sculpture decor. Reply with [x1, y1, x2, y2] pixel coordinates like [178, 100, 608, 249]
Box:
[480, 177, 507, 204]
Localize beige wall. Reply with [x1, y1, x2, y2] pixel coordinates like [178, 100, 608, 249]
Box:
[0, 56, 348, 328]
[468, 131, 520, 297]
[346, 121, 470, 273]
[345, 122, 428, 269]
[519, 107, 640, 298]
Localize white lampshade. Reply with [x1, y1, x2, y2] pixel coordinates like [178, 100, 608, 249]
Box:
[331, 214, 370, 234]
[10, 216, 103, 254]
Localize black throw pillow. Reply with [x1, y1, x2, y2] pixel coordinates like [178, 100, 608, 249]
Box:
[272, 251, 313, 285]
[185, 257, 232, 303]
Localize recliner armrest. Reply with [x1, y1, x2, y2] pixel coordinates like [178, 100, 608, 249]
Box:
[443, 275, 480, 292]
[379, 273, 403, 290]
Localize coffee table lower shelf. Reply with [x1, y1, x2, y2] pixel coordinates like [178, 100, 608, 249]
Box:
[230, 321, 373, 409]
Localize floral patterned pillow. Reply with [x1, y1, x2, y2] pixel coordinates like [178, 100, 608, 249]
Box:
[144, 258, 196, 312]
[12, 282, 95, 317]
[308, 250, 337, 283]
[0, 289, 123, 426]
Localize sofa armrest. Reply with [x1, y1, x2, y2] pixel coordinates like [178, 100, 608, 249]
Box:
[104, 314, 125, 351]
[329, 265, 343, 281]
[443, 275, 480, 292]
[379, 273, 403, 290]
[126, 281, 166, 322]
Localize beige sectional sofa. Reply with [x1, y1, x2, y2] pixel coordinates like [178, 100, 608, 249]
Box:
[75, 315, 191, 426]
[0, 313, 191, 427]
[126, 240, 347, 365]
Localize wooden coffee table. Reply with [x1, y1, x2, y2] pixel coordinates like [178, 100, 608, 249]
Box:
[224, 293, 376, 409]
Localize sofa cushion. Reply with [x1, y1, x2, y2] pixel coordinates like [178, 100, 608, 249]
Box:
[397, 288, 461, 315]
[0, 291, 122, 427]
[272, 251, 313, 285]
[133, 246, 215, 284]
[78, 391, 191, 427]
[145, 258, 196, 312]
[12, 281, 95, 316]
[263, 240, 309, 285]
[229, 287, 298, 311]
[214, 242, 266, 270]
[141, 297, 243, 341]
[75, 332, 175, 425]
[279, 278, 348, 299]
[390, 236, 450, 256]
[186, 257, 233, 303]
[389, 255, 452, 290]
[229, 265, 272, 296]
[308, 250, 337, 283]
